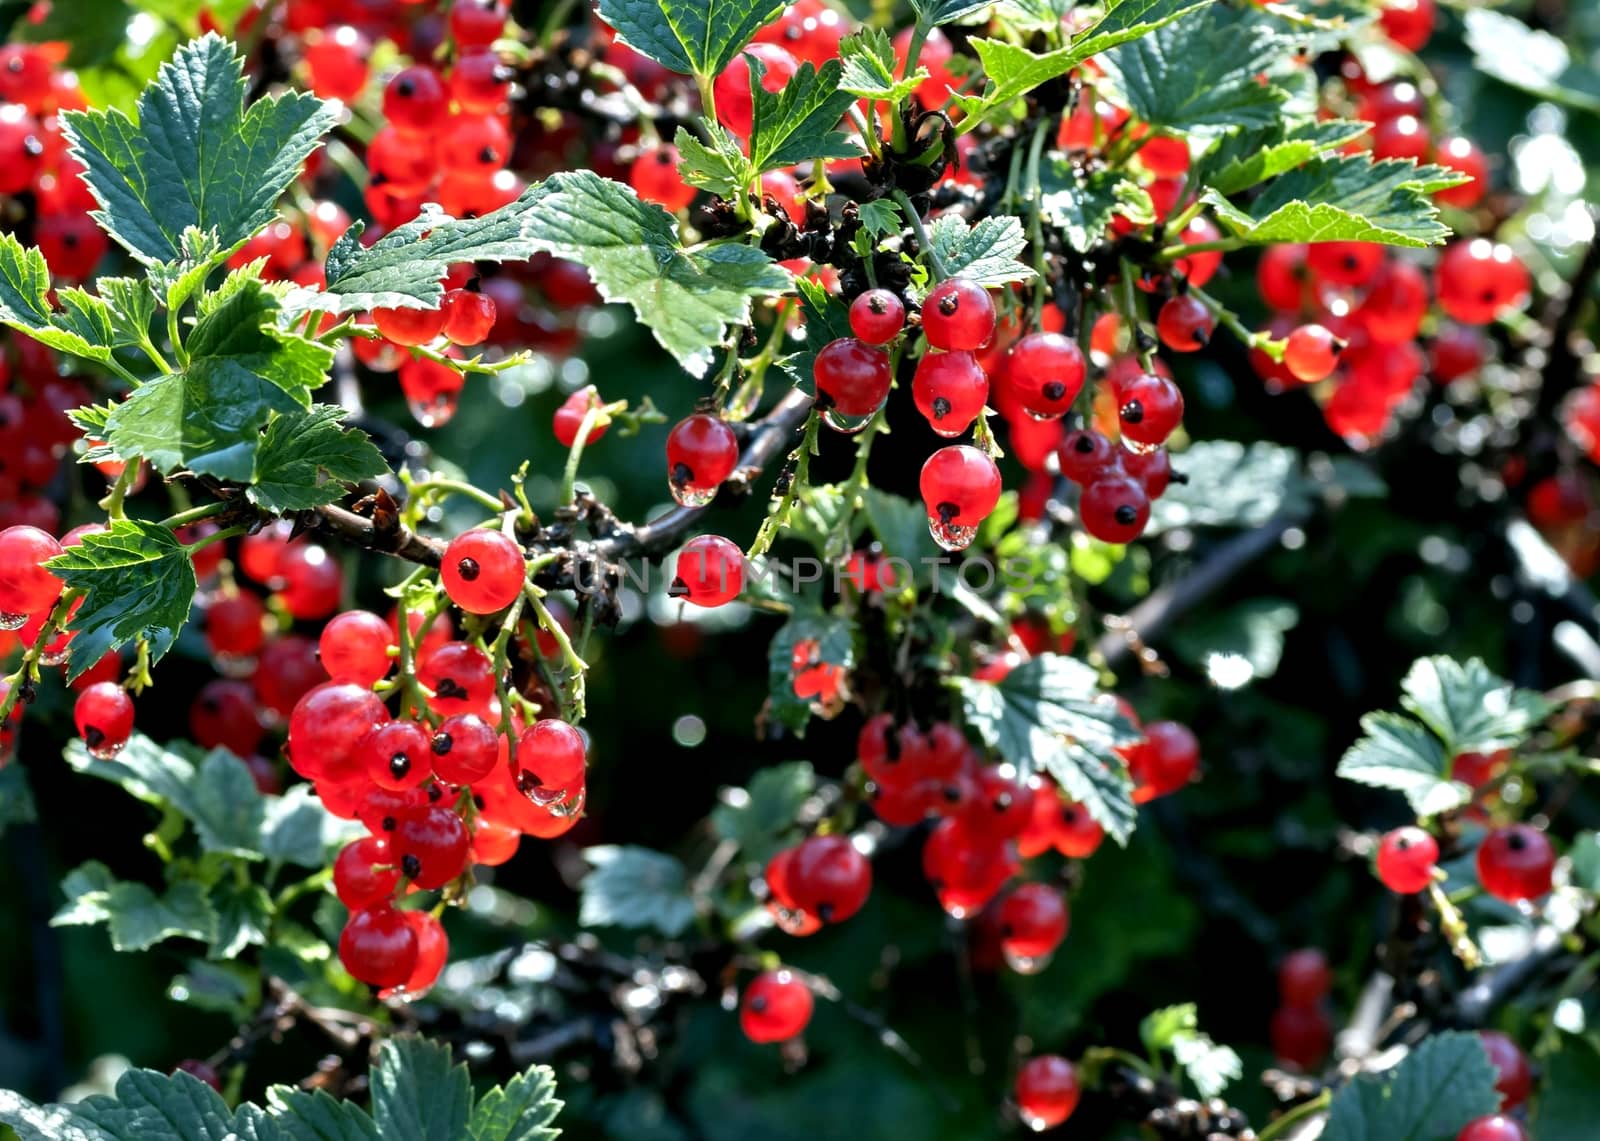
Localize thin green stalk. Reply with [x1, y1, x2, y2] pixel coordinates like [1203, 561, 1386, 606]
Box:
[1189, 284, 1277, 358]
[1023, 118, 1051, 321]
[526, 585, 588, 721]
[749, 409, 821, 558]
[183, 524, 248, 555]
[1256, 1091, 1331, 1141]
[100, 461, 142, 520]
[1118, 258, 1155, 372]
[0, 589, 83, 723]
[1162, 236, 1244, 261]
[559, 403, 605, 504]
[404, 477, 508, 515]
[893, 189, 948, 279]
[159, 501, 229, 531]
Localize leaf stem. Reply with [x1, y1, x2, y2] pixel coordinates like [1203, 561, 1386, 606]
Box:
[1162, 237, 1244, 261]
[1188, 284, 1277, 358]
[100, 461, 142, 521]
[749, 409, 821, 558]
[403, 476, 509, 517]
[560, 403, 605, 505]
[1023, 117, 1051, 321]
[1255, 1091, 1331, 1141]
[159, 501, 229, 531]
[893, 189, 947, 279]
[525, 583, 588, 721]
[184, 524, 248, 555]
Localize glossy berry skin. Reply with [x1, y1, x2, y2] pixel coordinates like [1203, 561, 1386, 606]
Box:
[1375, 826, 1439, 894]
[471, 820, 521, 866]
[0, 525, 63, 622]
[1284, 325, 1345, 383]
[912, 351, 988, 437]
[713, 44, 798, 138]
[359, 719, 434, 792]
[339, 905, 418, 988]
[1435, 136, 1487, 209]
[451, 0, 508, 48]
[515, 718, 587, 791]
[255, 635, 326, 719]
[1005, 333, 1087, 420]
[276, 544, 343, 620]
[204, 591, 266, 662]
[1052, 801, 1106, 859]
[1436, 240, 1531, 325]
[922, 279, 996, 352]
[1122, 445, 1172, 497]
[814, 338, 892, 418]
[1156, 295, 1214, 352]
[629, 142, 696, 211]
[304, 26, 370, 103]
[1358, 261, 1430, 344]
[1380, 0, 1435, 50]
[1057, 430, 1117, 485]
[553, 386, 610, 447]
[396, 910, 450, 994]
[1478, 1031, 1532, 1108]
[765, 846, 824, 935]
[849, 289, 906, 344]
[1015, 1055, 1080, 1130]
[191, 679, 264, 758]
[740, 969, 814, 1043]
[382, 66, 448, 135]
[1476, 825, 1555, 903]
[1079, 475, 1150, 544]
[673, 535, 744, 607]
[1279, 948, 1333, 1007]
[1456, 1116, 1528, 1141]
[1127, 720, 1199, 802]
[964, 766, 1034, 841]
[786, 834, 872, 924]
[319, 610, 394, 686]
[1308, 241, 1384, 288]
[1117, 373, 1184, 447]
[998, 883, 1069, 962]
[425, 713, 497, 785]
[666, 414, 740, 505]
[74, 683, 134, 759]
[922, 817, 1020, 918]
[920, 445, 1002, 550]
[441, 289, 497, 346]
[1257, 243, 1309, 312]
[334, 835, 401, 909]
[373, 304, 447, 347]
[442, 529, 525, 615]
[452, 50, 512, 115]
[393, 805, 472, 889]
[417, 641, 496, 717]
[287, 682, 390, 784]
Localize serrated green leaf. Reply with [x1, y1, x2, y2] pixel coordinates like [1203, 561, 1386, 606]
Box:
[190, 750, 268, 857]
[75, 1069, 235, 1140]
[955, 654, 1140, 843]
[190, 272, 332, 396]
[467, 1066, 564, 1141]
[748, 57, 860, 174]
[1139, 1003, 1242, 1098]
[1202, 155, 1463, 248]
[262, 1087, 382, 1141]
[49, 521, 197, 679]
[170, 959, 260, 1018]
[1336, 711, 1459, 815]
[0, 1089, 99, 1141]
[579, 845, 697, 937]
[1464, 9, 1600, 117]
[149, 228, 227, 314]
[595, 0, 788, 77]
[712, 761, 816, 864]
[768, 609, 855, 735]
[261, 784, 360, 867]
[1399, 657, 1548, 756]
[1324, 1031, 1500, 1141]
[1037, 161, 1151, 253]
[910, 0, 993, 25]
[674, 123, 753, 199]
[53, 860, 118, 927]
[106, 879, 219, 951]
[0, 233, 116, 362]
[854, 199, 902, 238]
[62, 34, 337, 265]
[248, 405, 388, 511]
[838, 27, 927, 104]
[1197, 119, 1370, 197]
[209, 878, 271, 960]
[778, 273, 851, 388]
[370, 1038, 473, 1141]
[1145, 440, 1310, 534]
[927, 214, 1033, 290]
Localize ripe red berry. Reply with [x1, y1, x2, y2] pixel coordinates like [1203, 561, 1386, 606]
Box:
[1375, 825, 1439, 894]
[451, 50, 512, 115]
[276, 543, 343, 620]
[383, 66, 448, 135]
[1373, 114, 1431, 162]
[287, 682, 390, 784]
[1478, 1031, 1532, 1108]
[764, 845, 824, 935]
[1278, 948, 1332, 1007]
[1270, 1002, 1331, 1070]
[0, 524, 63, 626]
[445, 114, 512, 182]
[471, 819, 521, 866]
[304, 26, 371, 103]
[74, 682, 134, 760]
[1015, 1055, 1080, 1130]
[1434, 136, 1487, 209]
[1357, 260, 1430, 344]
[912, 350, 989, 437]
[255, 634, 327, 719]
[1476, 824, 1555, 903]
[714, 43, 798, 137]
[553, 385, 610, 447]
[919, 445, 1002, 551]
[393, 805, 472, 889]
[672, 535, 745, 607]
[814, 337, 892, 422]
[373, 304, 447, 347]
[1436, 240, 1530, 325]
[441, 289, 497, 346]
[1117, 373, 1184, 447]
[416, 640, 496, 717]
[1056, 429, 1117, 485]
[1155, 295, 1214, 352]
[922, 279, 996, 352]
[450, 0, 507, 48]
[339, 904, 418, 987]
[395, 910, 450, 994]
[998, 882, 1068, 967]
[422, 713, 497, 786]
[1379, 0, 1435, 50]
[922, 817, 1019, 918]
[515, 718, 587, 792]
[740, 969, 814, 1043]
[441, 529, 525, 615]
[1121, 444, 1172, 497]
[964, 766, 1034, 840]
[1308, 241, 1384, 288]
[359, 719, 434, 791]
[1052, 801, 1105, 858]
[319, 610, 394, 686]
[1005, 332, 1087, 420]
[1079, 474, 1150, 544]
[1257, 243, 1309, 312]
[191, 679, 264, 757]
[204, 591, 267, 665]
[786, 834, 872, 924]
[666, 414, 740, 507]
[849, 289, 906, 344]
[1128, 720, 1199, 801]
[1283, 324, 1345, 383]
[630, 142, 696, 211]
[334, 835, 401, 909]
[1457, 1116, 1528, 1141]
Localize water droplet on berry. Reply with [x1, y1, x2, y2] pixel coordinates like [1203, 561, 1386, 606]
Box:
[821, 407, 878, 434]
[213, 650, 258, 679]
[1020, 1110, 1051, 1132]
[1023, 407, 1064, 423]
[38, 646, 69, 668]
[0, 612, 27, 631]
[927, 515, 979, 552]
[87, 738, 126, 761]
[407, 392, 460, 428]
[669, 482, 718, 508]
[1003, 948, 1052, 975]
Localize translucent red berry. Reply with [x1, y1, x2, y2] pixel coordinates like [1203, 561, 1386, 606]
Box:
[630, 142, 696, 211]
[1278, 948, 1332, 1007]
[1056, 429, 1117, 485]
[1283, 324, 1345, 383]
[672, 535, 745, 607]
[204, 591, 266, 665]
[373, 304, 447, 347]
[998, 882, 1068, 969]
[1271, 1003, 1331, 1070]
[441, 289, 497, 346]
[1079, 475, 1150, 544]
[276, 543, 343, 620]
[1257, 243, 1309, 312]
[288, 682, 390, 784]
[359, 719, 434, 791]
[1308, 241, 1384, 288]
[304, 26, 371, 102]
[713, 44, 798, 138]
[451, 51, 512, 115]
[191, 679, 264, 757]
[319, 610, 394, 686]
[383, 66, 448, 135]
[1005, 332, 1087, 420]
[1375, 825, 1439, 894]
[334, 835, 401, 909]
[1379, 0, 1435, 50]
[442, 529, 525, 615]
[849, 289, 906, 345]
[1015, 1055, 1079, 1130]
[919, 445, 1002, 551]
[339, 904, 418, 987]
[667, 414, 740, 507]
[416, 640, 496, 717]
[0, 524, 63, 626]
[74, 682, 134, 760]
[740, 969, 814, 1043]
[786, 834, 872, 924]
[921, 279, 996, 352]
[393, 805, 471, 889]
[1434, 136, 1487, 209]
[814, 337, 892, 425]
[1457, 1116, 1528, 1141]
[553, 385, 610, 447]
[913, 351, 989, 437]
[1155, 295, 1214, 353]
[450, 0, 508, 48]
[1127, 720, 1199, 801]
[1478, 1030, 1532, 1108]
[1436, 240, 1530, 325]
[515, 718, 587, 794]
[1117, 373, 1184, 447]
[395, 910, 450, 994]
[1476, 824, 1555, 903]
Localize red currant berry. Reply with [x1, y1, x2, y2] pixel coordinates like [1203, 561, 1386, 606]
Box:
[1357, 260, 1429, 344]
[740, 969, 814, 1043]
[1373, 114, 1431, 162]
[920, 445, 1003, 551]
[0, 524, 63, 626]
[451, 50, 512, 115]
[276, 543, 343, 620]
[383, 66, 448, 135]
[1121, 444, 1172, 497]
[814, 337, 892, 422]
[1379, 0, 1435, 50]
[1128, 719, 1199, 802]
[393, 804, 472, 889]
[1140, 134, 1189, 178]
[173, 1059, 222, 1091]
[1283, 324, 1345, 383]
[1257, 243, 1309, 312]
[553, 385, 610, 447]
[1052, 801, 1105, 858]
[1434, 136, 1487, 209]
[339, 904, 418, 988]
[319, 610, 394, 686]
[1015, 1055, 1079, 1130]
[672, 535, 745, 607]
[441, 289, 497, 346]
[963, 766, 1034, 841]
[359, 719, 434, 792]
[1056, 429, 1117, 485]
[239, 521, 291, 586]
[764, 845, 824, 935]
[922, 279, 996, 352]
[1270, 1003, 1331, 1070]
[629, 142, 696, 211]
[1457, 1116, 1528, 1141]
[416, 640, 496, 717]
[1171, 216, 1224, 286]
[515, 718, 587, 793]
[1155, 295, 1214, 353]
[1005, 332, 1087, 420]
[913, 350, 989, 437]
[1079, 475, 1150, 544]
[997, 882, 1068, 969]
[204, 590, 266, 667]
[1476, 824, 1555, 903]
[334, 835, 401, 909]
[1375, 825, 1439, 894]
[36, 213, 108, 283]
[1436, 240, 1530, 325]
[1278, 948, 1332, 1007]
[74, 682, 134, 760]
[430, 713, 501, 785]
[190, 679, 264, 757]
[441, 529, 524, 615]
[445, 114, 512, 182]
[372, 304, 447, 347]
[1478, 1031, 1532, 1108]
[713, 44, 798, 138]
[786, 834, 872, 924]
[666, 414, 740, 507]
[922, 817, 1020, 918]
[287, 682, 389, 784]
[256, 634, 327, 718]
[471, 819, 521, 866]
[1308, 241, 1384, 288]
[394, 910, 450, 994]
[849, 289, 907, 344]
[450, 0, 507, 48]
[1117, 373, 1184, 447]
[304, 26, 371, 103]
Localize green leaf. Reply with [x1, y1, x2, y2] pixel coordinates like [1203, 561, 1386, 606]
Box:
[1138, 1004, 1241, 1099]
[1464, 9, 1600, 117]
[261, 1087, 381, 1141]
[1336, 711, 1459, 816]
[49, 520, 198, 680]
[260, 784, 359, 867]
[149, 228, 227, 315]
[594, 0, 788, 77]
[170, 959, 260, 1018]
[579, 845, 697, 936]
[909, 0, 993, 23]
[0, 1089, 98, 1141]
[106, 359, 301, 479]
[1100, 4, 1288, 134]
[190, 750, 268, 857]
[209, 878, 272, 959]
[370, 1038, 473, 1141]
[249, 405, 388, 511]
[62, 33, 336, 265]
[862, 487, 940, 569]
[1399, 657, 1548, 756]
[467, 1066, 564, 1141]
[53, 860, 118, 927]
[778, 273, 852, 388]
[1037, 160, 1152, 253]
[712, 761, 816, 864]
[106, 879, 219, 951]
[767, 609, 855, 735]
[1203, 155, 1464, 249]
[75, 1069, 235, 1140]
[1568, 832, 1600, 894]
[1145, 440, 1310, 534]
[954, 654, 1140, 843]
[1169, 599, 1299, 688]
[1324, 1031, 1499, 1141]
[66, 733, 201, 818]
[673, 123, 754, 199]
[854, 199, 901, 238]
[1197, 119, 1370, 197]
[748, 58, 860, 174]
[191, 274, 330, 395]
[838, 28, 927, 103]
[0, 233, 115, 362]
[927, 214, 1033, 290]
[1534, 1034, 1600, 1140]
